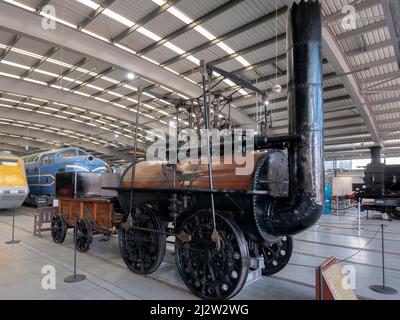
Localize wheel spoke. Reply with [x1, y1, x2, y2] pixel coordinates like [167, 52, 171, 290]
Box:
[175, 211, 249, 300]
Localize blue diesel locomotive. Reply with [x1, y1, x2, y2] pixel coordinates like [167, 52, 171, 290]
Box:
[23, 147, 110, 205]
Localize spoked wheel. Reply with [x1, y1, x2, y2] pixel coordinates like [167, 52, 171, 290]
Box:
[119, 205, 166, 274]
[175, 211, 249, 300]
[51, 214, 67, 243]
[260, 236, 293, 276]
[74, 219, 93, 252]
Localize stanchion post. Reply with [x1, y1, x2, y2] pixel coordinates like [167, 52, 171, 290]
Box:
[336, 196, 339, 216]
[5, 209, 20, 244]
[370, 224, 397, 294]
[358, 198, 361, 231]
[64, 225, 86, 283]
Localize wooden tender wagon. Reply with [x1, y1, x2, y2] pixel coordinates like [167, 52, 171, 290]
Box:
[50, 172, 122, 252]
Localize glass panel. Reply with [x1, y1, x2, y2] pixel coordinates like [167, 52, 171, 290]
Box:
[61, 149, 78, 158]
[0, 159, 18, 166]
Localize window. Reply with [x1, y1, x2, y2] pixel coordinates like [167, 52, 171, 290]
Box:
[60, 149, 78, 158]
[0, 158, 18, 166]
[42, 154, 54, 166]
[78, 149, 88, 156]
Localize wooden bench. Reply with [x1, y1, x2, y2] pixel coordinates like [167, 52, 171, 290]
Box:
[34, 207, 58, 237]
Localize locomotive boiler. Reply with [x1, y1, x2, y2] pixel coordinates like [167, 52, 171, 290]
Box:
[111, 0, 324, 300]
[362, 146, 400, 219]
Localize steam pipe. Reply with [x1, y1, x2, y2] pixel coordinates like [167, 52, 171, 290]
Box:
[268, 0, 325, 235]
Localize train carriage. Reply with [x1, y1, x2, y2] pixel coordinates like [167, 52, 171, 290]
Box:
[0, 152, 29, 209]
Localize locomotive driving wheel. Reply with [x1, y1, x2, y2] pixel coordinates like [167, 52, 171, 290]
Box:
[260, 236, 293, 276]
[51, 214, 67, 244]
[119, 205, 166, 274]
[74, 219, 93, 252]
[175, 211, 249, 300]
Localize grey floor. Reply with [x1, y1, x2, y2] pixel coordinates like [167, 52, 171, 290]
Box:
[0, 206, 399, 300]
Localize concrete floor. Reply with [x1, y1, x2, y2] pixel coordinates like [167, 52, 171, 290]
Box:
[0, 207, 399, 300]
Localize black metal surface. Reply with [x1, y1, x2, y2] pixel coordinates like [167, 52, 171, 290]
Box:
[75, 219, 93, 253]
[265, 0, 324, 236]
[363, 146, 400, 219]
[175, 211, 249, 300]
[260, 236, 293, 276]
[51, 214, 67, 244]
[118, 205, 166, 274]
[56, 172, 119, 198]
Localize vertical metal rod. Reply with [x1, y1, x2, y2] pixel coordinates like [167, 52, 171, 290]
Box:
[358, 198, 361, 231]
[336, 196, 339, 216]
[200, 61, 216, 230]
[381, 224, 386, 288]
[73, 226, 77, 277]
[128, 86, 142, 214]
[11, 211, 15, 241]
[6, 210, 20, 244]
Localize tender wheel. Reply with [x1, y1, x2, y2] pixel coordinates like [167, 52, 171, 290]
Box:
[51, 214, 67, 243]
[175, 211, 249, 300]
[74, 219, 93, 252]
[260, 236, 293, 276]
[119, 205, 166, 274]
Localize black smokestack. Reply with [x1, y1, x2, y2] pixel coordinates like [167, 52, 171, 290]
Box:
[268, 0, 325, 236]
[370, 146, 382, 165]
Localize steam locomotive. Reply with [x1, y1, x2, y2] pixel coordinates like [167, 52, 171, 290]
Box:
[362, 146, 400, 219]
[109, 1, 324, 300]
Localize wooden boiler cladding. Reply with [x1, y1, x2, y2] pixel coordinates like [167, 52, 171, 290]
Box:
[121, 151, 289, 195]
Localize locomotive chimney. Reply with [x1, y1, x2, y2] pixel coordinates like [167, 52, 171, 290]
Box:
[370, 146, 382, 165]
[268, 0, 325, 235]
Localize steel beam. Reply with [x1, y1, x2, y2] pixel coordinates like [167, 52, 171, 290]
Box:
[381, 0, 400, 66]
[0, 3, 256, 128]
[336, 20, 387, 41]
[111, 0, 182, 44]
[324, 0, 383, 23]
[160, 6, 288, 67]
[78, 0, 116, 30]
[346, 39, 392, 57]
[0, 34, 20, 60]
[0, 124, 130, 160]
[48, 57, 90, 86]
[20, 46, 58, 79]
[0, 143, 28, 155]
[352, 56, 398, 72]
[0, 76, 152, 146]
[0, 105, 133, 147]
[0, 2, 202, 98]
[70, 66, 116, 91]
[362, 70, 400, 84]
[322, 23, 381, 145]
[35, 0, 51, 13]
[369, 96, 400, 106]
[138, 0, 246, 56]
